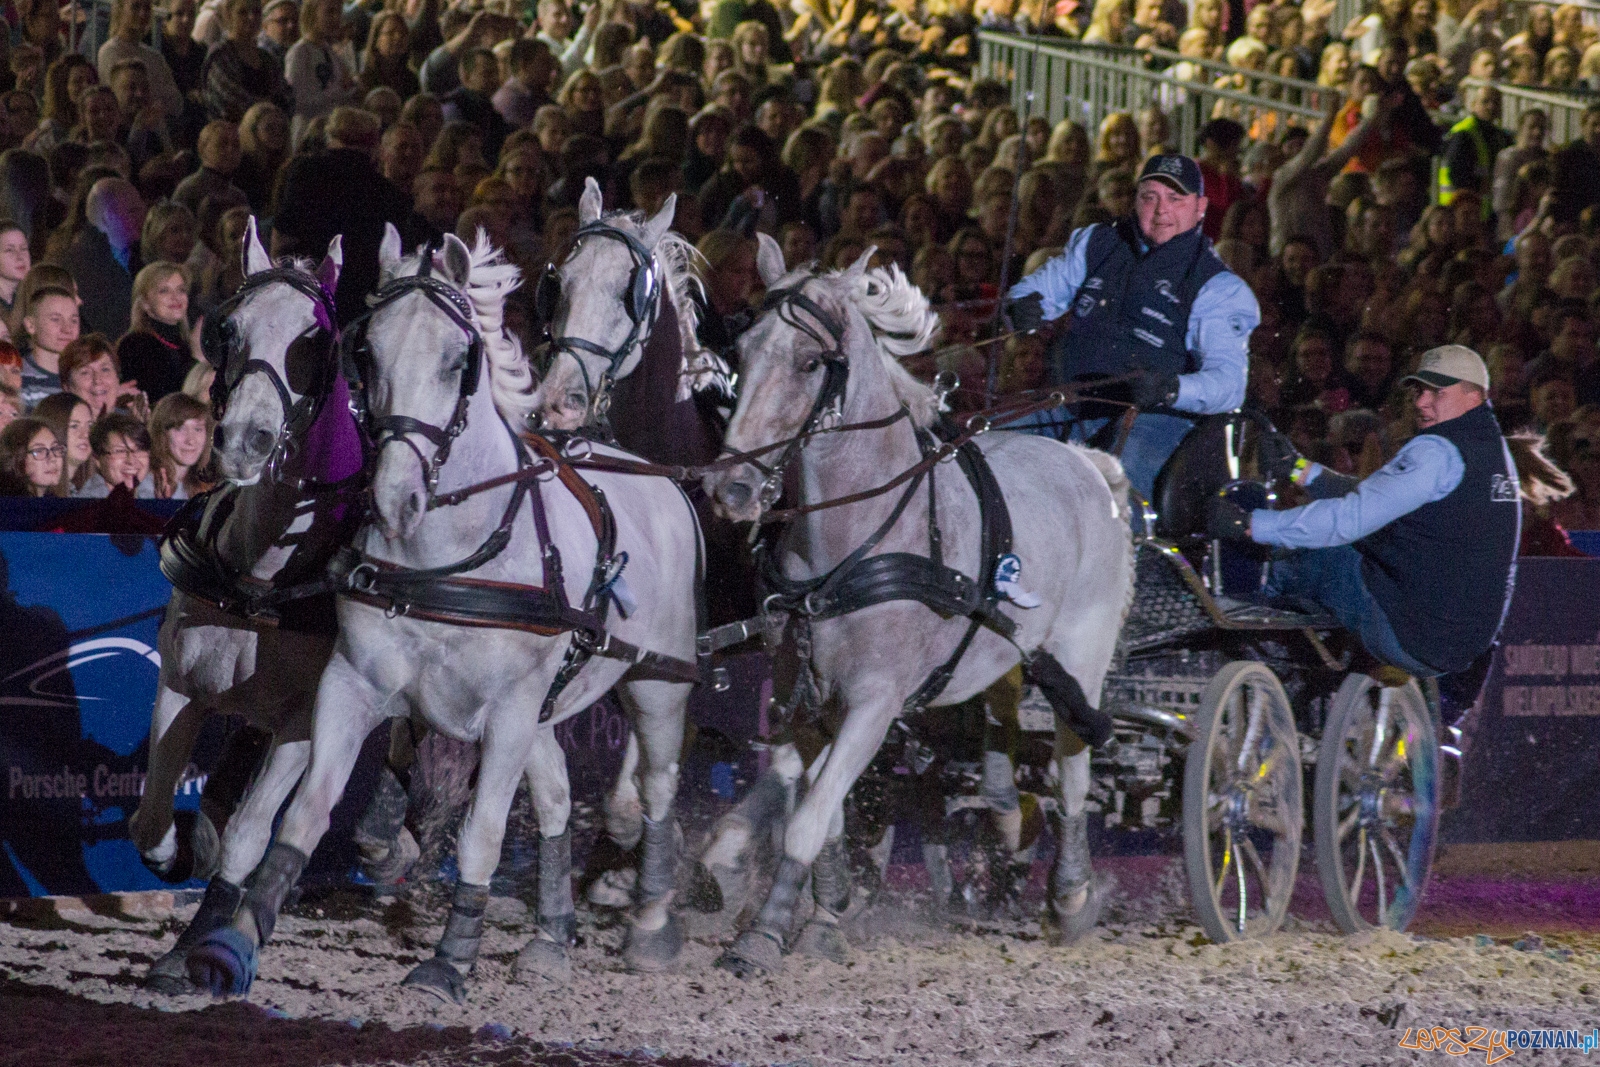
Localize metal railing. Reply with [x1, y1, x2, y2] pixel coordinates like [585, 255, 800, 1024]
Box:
[977, 31, 1323, 155]
[1463, 75, 1594, 142]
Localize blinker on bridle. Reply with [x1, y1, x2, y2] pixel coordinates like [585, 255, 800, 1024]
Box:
[344, 239, 486, 504]
[203, 265, 340, 484]
[541, 220, 661, 421]
[744, 279, 862, 515]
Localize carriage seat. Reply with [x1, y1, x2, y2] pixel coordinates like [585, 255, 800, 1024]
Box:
[1147, 411, 1276, 540]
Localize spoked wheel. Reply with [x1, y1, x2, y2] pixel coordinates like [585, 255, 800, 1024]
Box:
[1313, 674, 1439, 933]
[1182, 661, 1304, 942]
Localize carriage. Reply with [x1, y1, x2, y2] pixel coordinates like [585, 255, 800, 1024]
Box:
[1026, 408, 1449, 943]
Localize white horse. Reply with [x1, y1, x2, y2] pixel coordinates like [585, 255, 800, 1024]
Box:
[186, 228, 702, 1003]
[703, 249, 1135, 974]
[130, 221, 362, 993]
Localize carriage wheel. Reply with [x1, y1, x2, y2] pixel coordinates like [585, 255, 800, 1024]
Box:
[1313, 674, 1439, 933]
[1181, 661, 1304, 943]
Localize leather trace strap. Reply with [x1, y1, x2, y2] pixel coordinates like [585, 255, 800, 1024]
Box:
[545, 220, 662, 421]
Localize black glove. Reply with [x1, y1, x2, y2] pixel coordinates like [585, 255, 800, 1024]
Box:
[1131, 370, 1180, 410]
[1205, 494, 1253, 540]
[1003, 292, 1044, 334]
[1257, 429, 1301, 482]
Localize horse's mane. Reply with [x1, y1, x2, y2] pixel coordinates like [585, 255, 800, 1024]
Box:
[597, 208, 730, 400]
[820, 261, 943, 428]
[391, 230, 538, 428]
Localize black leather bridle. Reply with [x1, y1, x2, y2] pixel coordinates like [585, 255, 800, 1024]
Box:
[744, 279, 897, 514]
[203, 265, 341, 483]
[538, 220, 661, 420]
[343, 244, 486, 504]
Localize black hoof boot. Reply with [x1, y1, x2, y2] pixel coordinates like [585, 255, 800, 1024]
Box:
[715, 929, 783, 978]
[403, 881, 488, 1004]
[514, 936, 571, 983]
[145, 877, 243, 994]
[354, 764, 415, 890]
[188, 843, 307, 997]
[715, 854, 806, 978]
[623, 913, 685, 973]
[1044, 810, 1107, 945]
[790, 912, 849, 963]
[401, 957, 469, 1004]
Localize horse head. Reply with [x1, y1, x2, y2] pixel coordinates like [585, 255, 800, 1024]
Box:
[535, 176, 680, 430]
[209, 215, 342, 485]
[705, 245, 940, 523]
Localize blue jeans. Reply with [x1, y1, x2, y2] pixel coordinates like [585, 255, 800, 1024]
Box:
[1264, 545, 1438, 678]
[1066, 412, 1195, 503]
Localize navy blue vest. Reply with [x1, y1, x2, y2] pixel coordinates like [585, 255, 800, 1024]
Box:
[1357, 403, 1521, 674]
[1056, 220, 1228, 382]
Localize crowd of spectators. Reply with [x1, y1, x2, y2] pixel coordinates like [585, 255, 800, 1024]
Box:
[0, 0, 1592, 544]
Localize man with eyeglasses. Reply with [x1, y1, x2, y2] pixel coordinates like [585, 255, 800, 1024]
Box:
[1207, 346, 1520, 680]
[1002, 153, 1259, 509]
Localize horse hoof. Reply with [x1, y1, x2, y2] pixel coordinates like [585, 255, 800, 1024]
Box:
[362, 826, 420, 893]
[514, 936, 572, 983]
[186, 927, 258, 997]
[144, 948, 199, 995]
[586, 868, 636, 909]
[401, 957, 470, 1005]
[684, 861, 724, 913]
[1045, 874, 1113, 947]
[623, 914, 683, 973]
[790, 915, 850, 964]
[714, 930, 782, 979]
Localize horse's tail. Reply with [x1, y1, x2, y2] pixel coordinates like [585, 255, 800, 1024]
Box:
[1078, 446, 1131, 526]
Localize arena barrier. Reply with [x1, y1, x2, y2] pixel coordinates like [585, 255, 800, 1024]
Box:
[0, 530, 1594, 897]
[977, 31, 1323, 157]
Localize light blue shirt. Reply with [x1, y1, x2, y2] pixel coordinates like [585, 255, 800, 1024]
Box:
[1007, 223, 1259, 415]
[1249, 434, 1467, 548]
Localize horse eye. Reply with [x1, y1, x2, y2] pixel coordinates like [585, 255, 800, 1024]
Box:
[802, 358, 820, 373]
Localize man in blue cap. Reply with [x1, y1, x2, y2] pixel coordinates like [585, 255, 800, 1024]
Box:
[1003, 153, 1260, 506]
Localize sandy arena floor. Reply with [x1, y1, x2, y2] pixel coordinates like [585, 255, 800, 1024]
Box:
[2, 854, 1598, 1067]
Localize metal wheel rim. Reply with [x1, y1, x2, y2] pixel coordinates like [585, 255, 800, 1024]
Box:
[1314, 675, 1438, 933]
[1182, 661, 1304, 942]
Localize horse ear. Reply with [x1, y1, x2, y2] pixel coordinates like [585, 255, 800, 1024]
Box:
[641, 192, 676, 248]
[578, 176, 603, 224]
[243, 215, 270, 275]
[843, 245, 876, 283]
[755, 231, 785, 286]
[316, 234, 342, 295]
[378, 223, 402, 279]
[434, 232, 472, 287]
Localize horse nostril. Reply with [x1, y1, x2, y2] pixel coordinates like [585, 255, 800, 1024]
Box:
[718, 480, 753, 510]
[247, 428, 276, 456]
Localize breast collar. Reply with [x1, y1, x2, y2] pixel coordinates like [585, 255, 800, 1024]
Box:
[203, 265, 341, 485]
[545, 221, 662, 420]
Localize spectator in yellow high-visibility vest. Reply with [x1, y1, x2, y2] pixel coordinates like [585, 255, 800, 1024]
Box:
[1440, 84, 1511, 211]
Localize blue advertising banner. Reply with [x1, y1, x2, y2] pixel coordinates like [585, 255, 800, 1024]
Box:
[1442, 557, 1600, 844]
[0, 532, 206, 898]
[0, 529, 776, 898]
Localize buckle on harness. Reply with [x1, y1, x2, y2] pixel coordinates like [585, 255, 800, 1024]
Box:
[347, 562, 378, 593]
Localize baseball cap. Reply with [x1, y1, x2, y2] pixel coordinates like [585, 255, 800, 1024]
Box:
[1137, 154, 1204, 197]
[1401, 344, 1491, 391]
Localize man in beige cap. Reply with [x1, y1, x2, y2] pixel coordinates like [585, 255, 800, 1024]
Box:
[1208, 344, 1521, 677]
